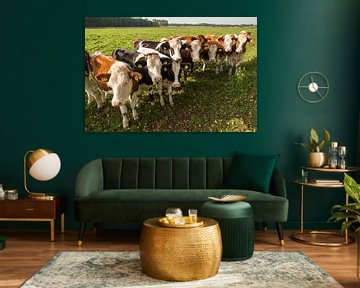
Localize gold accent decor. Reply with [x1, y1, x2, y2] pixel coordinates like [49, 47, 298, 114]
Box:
[159, 216, 203, 228]
[280, 240, 285, 246]
[77, 240, 83, 246]
[140, 217, 222, 281]
[292, 167, 360, 246]
[24, 149, 60, 200]
[308, 152, 328, 168]
[208, 195, 246, 203]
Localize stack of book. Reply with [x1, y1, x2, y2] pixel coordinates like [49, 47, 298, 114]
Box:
[314, 179, 341, 185]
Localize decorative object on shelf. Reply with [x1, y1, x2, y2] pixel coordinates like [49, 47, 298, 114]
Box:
[4, 189, 18, 200]
[315, 179, 340, 185]
[329, 173, 360, 280]
[296, 128, 330, 168]
[24, 148, 61, 199]
[297, 72, 329, 103]
[328, 142, 338, 169]
[338, 146, 347, 169]
[300, 169, 309, 183]
[0, 184, 4, 199]
[208, 195, 247, 203]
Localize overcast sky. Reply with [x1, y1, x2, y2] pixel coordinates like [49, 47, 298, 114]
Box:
[145, 17, 257, 26]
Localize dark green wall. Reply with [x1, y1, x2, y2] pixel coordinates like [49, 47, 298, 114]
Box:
[1, 0, 359, 230]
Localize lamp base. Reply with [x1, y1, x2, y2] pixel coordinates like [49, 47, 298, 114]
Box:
[28, 193, 55, 200]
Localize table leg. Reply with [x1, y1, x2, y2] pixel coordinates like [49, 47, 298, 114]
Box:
[50, 220, 55, 242]
[61, 213, 65, 234]
[300, 185, 304, 233]
[345, 193, 349, 243]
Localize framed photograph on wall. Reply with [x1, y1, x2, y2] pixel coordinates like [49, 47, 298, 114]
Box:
[85, 17, 257, 132]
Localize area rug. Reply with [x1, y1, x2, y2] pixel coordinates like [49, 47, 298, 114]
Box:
[21, 251, 342, 288]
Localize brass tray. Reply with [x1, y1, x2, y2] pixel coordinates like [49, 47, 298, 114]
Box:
[208, 194, 246, 203]
[159, 216, 203, 228]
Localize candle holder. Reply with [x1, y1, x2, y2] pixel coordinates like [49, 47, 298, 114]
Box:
[337, 146, 347, 169]
[328, 142, 338, 169]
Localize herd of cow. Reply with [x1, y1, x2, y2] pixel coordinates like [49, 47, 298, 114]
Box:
[85, 30, 253, 129]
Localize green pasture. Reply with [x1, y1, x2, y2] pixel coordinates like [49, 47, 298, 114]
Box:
[85, 26, 257, 132]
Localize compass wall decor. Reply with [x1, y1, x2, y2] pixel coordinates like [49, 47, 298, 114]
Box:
[297, 72, 329, 103]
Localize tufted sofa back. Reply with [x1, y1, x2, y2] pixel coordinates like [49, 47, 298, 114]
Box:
[102, 158, 233, 190]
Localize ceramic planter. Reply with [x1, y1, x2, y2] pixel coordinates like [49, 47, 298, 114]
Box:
[308, 152, 328, 168]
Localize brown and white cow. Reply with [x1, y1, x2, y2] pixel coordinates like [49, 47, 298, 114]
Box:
[86, 52, 143, 128]
[228, 31, 253, 74]
[200, 38, 225, 74]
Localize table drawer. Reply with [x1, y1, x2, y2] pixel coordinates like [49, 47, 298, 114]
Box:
[0, 201, 55, 218]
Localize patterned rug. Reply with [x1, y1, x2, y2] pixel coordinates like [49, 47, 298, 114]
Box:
[21, 251, 342, 288]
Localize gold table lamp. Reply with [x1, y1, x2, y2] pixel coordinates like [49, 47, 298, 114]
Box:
[24, 149, 61, 199]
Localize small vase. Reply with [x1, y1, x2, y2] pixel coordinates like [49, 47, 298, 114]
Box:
[308, 152, 328, 168]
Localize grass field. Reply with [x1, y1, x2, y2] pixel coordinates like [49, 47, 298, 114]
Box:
[85, 26, 257, 132]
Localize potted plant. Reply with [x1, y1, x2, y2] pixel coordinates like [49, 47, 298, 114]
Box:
[329, 173, 360, 279]
[296, 128, 330, 167]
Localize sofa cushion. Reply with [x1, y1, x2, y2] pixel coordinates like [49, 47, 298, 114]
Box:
[75, 188, 288, 222]
[223, 153, 280, 193]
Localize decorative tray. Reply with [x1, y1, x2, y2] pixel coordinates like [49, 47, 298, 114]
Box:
[208, 194, 246, 203]
[159, 216, 203, 228]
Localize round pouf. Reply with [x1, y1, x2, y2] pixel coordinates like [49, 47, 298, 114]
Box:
[201, 201, 254, 261]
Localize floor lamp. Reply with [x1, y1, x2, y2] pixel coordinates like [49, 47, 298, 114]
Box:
[24, 148, 61, 200]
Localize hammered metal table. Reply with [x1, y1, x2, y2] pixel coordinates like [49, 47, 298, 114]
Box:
[139, 217, 222, 281]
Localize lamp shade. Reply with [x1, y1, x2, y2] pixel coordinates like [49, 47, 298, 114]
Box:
[28, 149, 61, 181]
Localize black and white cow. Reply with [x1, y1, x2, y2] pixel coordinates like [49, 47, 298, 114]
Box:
[134, 38, 182, 62]
[135, 43, 181, 106]
[112, 47, 180, 106]
[112, 48, 163, 105]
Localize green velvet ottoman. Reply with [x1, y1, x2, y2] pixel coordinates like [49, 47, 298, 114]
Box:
[201, 201, 254, 261]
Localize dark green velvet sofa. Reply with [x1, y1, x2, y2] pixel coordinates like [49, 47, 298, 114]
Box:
[74, 157, 288, 245]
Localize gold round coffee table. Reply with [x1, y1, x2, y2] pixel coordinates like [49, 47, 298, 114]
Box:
[139, 217, 222, 281]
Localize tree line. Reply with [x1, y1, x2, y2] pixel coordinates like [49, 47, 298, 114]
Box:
[85, 17, 167, 27]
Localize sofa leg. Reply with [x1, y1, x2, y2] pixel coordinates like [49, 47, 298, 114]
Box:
[78, 222, 86, 246]
[262, 222, 268, 232]
[275, 222, 284, 246]
[93, 223, 98, 233]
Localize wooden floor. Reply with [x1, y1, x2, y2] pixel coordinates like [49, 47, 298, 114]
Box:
[0, 228, 358, 288]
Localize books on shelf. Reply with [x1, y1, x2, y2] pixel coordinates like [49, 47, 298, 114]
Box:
[314, 179, 342, 185]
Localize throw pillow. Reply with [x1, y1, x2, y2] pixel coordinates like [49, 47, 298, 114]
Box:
[223, 153, 280, 193]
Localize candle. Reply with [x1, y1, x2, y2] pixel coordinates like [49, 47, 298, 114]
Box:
[338, 146, 346, 153]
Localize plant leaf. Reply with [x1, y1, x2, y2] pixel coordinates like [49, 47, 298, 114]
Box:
[317, 140, 325, 152]
[344, 173, 360, 204]
[295, 142, 312, 152]
[310, 128, 319, 144]
[323, 129, 330, 144]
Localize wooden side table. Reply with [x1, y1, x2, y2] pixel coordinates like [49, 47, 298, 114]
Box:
[0, 195, 65, 241]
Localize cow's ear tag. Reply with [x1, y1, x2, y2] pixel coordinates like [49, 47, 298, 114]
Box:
[137, 64, 142, 68]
